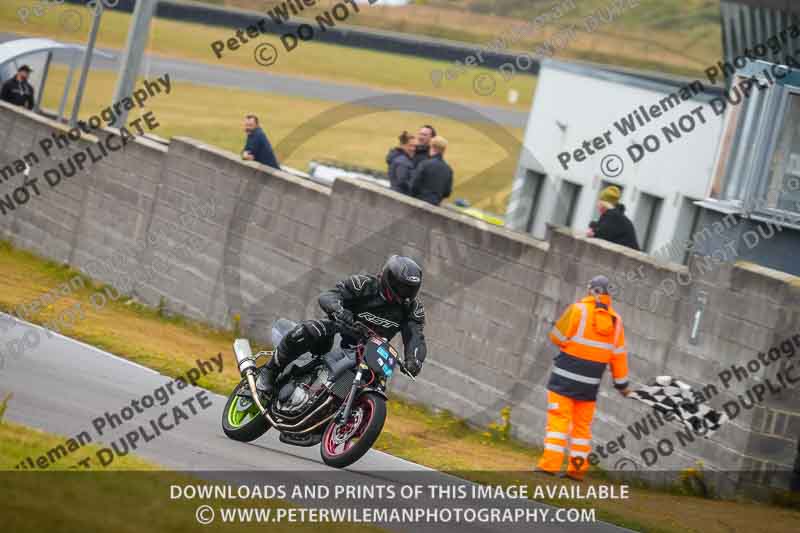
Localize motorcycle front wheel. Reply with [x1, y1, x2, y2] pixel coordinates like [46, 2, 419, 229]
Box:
[320, 392, 386, 468]
[221, 378, 271, 442]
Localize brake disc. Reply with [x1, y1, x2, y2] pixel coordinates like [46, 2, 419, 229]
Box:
[332, 407, 364, 444]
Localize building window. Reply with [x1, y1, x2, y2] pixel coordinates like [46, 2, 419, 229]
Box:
[709, 91, 747, 199]
[634, 192, 663, 253]
[552, 180, 582, 229]
[677, 197, 702, 264]
[652, 197, 701, 265]
[523, 169, 546, 233]
[726, 75, 770, 201]
[707, 64, 800, 227]
[761, 92, 800, 216]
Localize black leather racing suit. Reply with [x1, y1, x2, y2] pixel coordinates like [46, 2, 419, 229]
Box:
[273, 273, 427, 370]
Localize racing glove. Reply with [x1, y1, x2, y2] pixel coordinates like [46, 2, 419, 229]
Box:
[404, 348, 422, 377]
[332, 308, 356, 334]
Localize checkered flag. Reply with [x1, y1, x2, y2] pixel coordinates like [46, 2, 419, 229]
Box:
[629, 376, 728, 437]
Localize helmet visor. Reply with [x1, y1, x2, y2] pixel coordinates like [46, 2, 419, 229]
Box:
[387, 270, 420, 300]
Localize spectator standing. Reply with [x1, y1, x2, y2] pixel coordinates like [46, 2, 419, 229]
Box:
[242, 114, 280, 170]
[1, 65, 35, 110]
[385, 131, 417, 194]
[410, 136, 453, 206]
[413, 124, 436, 165]
[588, 186, 640, 250]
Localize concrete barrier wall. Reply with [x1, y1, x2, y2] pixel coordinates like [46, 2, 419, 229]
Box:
[1, 104, 798, 493]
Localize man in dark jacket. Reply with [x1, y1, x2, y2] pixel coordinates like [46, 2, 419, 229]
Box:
[385, 131, 416, 194]
[257, 255, 427, 396]
[1, 65, 35, 110]
[588, 186, 640, 250]
[242, 114, 280, 170]
[410, 136, 453, 206]
[413, 124, 436, 166]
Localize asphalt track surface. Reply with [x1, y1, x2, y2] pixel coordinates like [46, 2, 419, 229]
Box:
[0, 314, 633, 532]
[0, 32, 528, 128]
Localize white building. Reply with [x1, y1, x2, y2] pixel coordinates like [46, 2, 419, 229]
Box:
[507, 59, 726, 262]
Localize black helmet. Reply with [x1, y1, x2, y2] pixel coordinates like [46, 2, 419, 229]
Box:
[379, 255, 422, 303]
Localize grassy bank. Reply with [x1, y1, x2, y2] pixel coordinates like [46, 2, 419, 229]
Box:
[1, 241, 798, 532]
[3, 0, 723, 86]
[211, 0, 723, 79]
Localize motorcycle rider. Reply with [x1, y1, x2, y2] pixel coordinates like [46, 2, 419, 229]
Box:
[257, 255, 427, 396]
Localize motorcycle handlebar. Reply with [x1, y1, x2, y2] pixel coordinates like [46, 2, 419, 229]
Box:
[330, 313, 372, 339]
[329, 313, 416, 380]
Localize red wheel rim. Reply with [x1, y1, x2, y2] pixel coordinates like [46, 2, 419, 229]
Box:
[323, 396, 375, 457]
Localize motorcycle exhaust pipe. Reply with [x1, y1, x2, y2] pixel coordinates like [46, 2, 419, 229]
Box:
[233, 339, 267, 416]
[231, 338, 335, 431]
[233, 338, 257, 376]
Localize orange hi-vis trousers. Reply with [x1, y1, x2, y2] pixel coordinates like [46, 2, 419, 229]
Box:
[537, 390, 596, 479]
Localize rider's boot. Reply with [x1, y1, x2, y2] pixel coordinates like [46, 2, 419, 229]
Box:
[256, 324, 308, 396]
[256, 356, 281, 397]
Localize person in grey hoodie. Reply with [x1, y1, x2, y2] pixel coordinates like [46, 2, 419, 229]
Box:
[385, 131, 417, 195]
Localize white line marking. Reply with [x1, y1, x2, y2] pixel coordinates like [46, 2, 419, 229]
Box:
[1, 312, 158, 375]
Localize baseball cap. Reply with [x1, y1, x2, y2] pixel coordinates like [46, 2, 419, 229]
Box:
[588, 275, 610, 295]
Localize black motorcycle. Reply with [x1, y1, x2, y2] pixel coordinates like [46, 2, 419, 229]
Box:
[221, 318, 415, 468]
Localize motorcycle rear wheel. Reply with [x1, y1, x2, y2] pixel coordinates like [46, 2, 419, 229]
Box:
[320, 392, 386, 468]
[221, 378, 271, 442]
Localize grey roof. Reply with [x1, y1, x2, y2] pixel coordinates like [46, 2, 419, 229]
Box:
[0, 37, 112, 67]
[0, 38, 75, 65]
[541, 58, 726, 101]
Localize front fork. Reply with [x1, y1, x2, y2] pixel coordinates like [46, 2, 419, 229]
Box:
[336, 365, 365, 424]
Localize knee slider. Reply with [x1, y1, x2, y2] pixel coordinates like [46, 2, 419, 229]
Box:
[280, 321, 333, 358]
[277, 323, 310, 361]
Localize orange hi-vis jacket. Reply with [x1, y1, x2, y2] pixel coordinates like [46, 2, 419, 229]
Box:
[547, 294, 628, 401]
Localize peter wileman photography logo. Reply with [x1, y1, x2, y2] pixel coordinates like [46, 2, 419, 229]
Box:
[16, 0, 120, 33]
[211, 0, 381, 67]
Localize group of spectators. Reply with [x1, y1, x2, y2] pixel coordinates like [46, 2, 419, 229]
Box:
[385, 125, 453, 206]
[240, 117, 453, 207]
